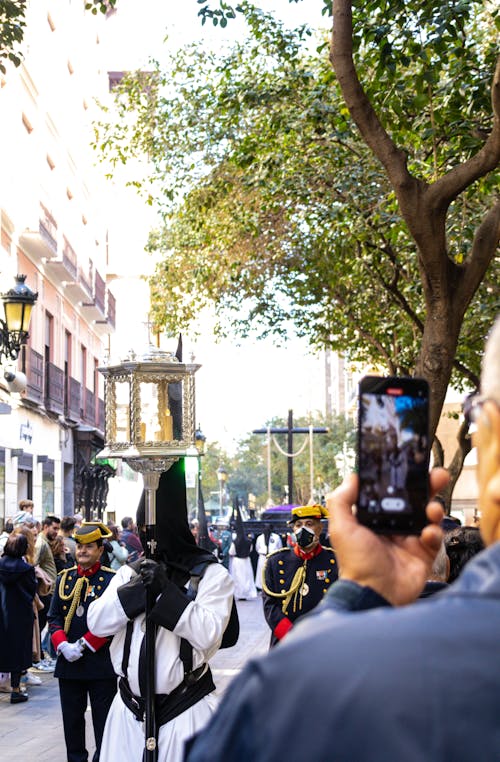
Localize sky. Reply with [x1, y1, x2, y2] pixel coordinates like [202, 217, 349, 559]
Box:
[100, 0, 331, 453]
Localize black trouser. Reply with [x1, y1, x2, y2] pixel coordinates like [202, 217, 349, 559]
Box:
[58, 677, 117, 762]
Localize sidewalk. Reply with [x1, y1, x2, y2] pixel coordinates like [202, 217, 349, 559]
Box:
[0, 597, 269, 762]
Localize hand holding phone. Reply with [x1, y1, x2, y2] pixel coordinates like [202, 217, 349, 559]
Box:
[327, 470, 448, 606]
[357, 376, 431, 535]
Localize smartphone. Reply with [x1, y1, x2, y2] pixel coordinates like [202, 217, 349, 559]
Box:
[356, 375, 430, 535]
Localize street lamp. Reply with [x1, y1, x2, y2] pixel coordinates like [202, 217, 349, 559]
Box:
[97, 344, 200, 762]
[217, 465, 228, 514]
[0, 274, 38, 363]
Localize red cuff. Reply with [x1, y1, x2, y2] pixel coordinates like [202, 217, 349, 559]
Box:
[274, 617, 293, 641]
[83, 631, 108, 652]
[51, 629, 68, 650]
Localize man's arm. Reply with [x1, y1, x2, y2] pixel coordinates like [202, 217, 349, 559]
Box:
[326, 469, 449, 607]
[262, 554, 294, 641]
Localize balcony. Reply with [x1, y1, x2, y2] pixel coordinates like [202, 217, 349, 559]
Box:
[19, 204, 58, 262]
[45, 362, 64, 415]
[93, 287, 116, 336]
[82, 268, 106, 321]
[97, 397, 105, 432]
[83, 387, 96, 427]
[66, 376, 81, 422]
[24, 347, 44, 404]
[43, 236, 78, 282]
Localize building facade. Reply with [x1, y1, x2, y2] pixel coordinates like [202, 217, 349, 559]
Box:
[0, 1, 119, 525]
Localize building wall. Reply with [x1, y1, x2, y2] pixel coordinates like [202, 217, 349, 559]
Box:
[0, 1, 118, 526]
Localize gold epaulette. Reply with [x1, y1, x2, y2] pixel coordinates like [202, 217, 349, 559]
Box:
[267, 546, 291, 558]
[100, 565, 116, 574]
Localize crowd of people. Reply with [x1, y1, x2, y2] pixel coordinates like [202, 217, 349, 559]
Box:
[0, 314, 498, 762]
[0, 507, 137, 703]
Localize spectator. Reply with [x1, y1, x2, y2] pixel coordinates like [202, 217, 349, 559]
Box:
[119, 516, 144, 563]
[0, 519, 14, 555]
[59, 516, 77, 561]
[0, 533, 37, 703]
[184, 315, 500, 762]
[18, 498, 34, 515]
[49, 535, 73, 574]
[73, 512, 83, 527]
[107, 524, 129, 570]
[419, 541, 449, 598]
[445, 525, 485, 583]
[33, 514, 60, 671]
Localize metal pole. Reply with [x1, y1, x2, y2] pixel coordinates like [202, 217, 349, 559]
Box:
[287, 409, 293, 505]
[143, 471, 161, 762]
[267, 426, 272, 506]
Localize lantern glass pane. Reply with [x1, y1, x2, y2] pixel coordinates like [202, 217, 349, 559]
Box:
[139, 380, 174, 442]
[4, 301, 25, 332]
[114, 381, 130, 443]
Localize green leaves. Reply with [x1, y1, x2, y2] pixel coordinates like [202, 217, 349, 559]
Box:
[0, 0, 27, 74]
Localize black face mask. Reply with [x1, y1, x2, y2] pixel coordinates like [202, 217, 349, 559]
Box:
[294, 526, 316, 549]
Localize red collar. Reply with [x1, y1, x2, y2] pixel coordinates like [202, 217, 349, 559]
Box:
[77, 561, 101, 578]
[293, 543, 322, 561]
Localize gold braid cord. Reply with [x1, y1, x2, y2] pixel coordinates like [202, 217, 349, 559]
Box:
[58, 569, 90, 634]
[261, 557, 308, 615]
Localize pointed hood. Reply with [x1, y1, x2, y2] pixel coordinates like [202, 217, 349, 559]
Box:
[197, 483, 217, 553]
[136, 458, 215, 583]
[232, 498, 251, 558]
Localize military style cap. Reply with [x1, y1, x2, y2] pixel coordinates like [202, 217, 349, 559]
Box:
[73, 521, 112, 544]
[288, 504, 328, 524]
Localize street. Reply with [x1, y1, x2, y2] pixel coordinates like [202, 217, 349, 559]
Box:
[0, 597, 270, 762]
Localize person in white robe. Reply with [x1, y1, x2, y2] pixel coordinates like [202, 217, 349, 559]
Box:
[255, 528, 283, 591]
[88, 461, 234, 762]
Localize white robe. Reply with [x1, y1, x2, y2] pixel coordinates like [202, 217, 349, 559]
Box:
[255, 532, 283, 589]
[87, 562, 233, 762]
[228, 544, 257, 600]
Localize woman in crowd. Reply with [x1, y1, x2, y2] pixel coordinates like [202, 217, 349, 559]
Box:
[0, 533, 37, 703]
[107, 523, 129, 569]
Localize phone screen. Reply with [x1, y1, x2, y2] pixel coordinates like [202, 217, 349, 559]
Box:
[357, 376, 430, 534]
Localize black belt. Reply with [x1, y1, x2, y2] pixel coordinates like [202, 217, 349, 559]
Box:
[118, 665, 215, 727]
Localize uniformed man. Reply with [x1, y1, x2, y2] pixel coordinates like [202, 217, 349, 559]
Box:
[262, 505, 337, 646]
[48, 522, 117, 762]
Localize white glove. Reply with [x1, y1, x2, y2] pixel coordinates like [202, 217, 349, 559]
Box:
[58, 640, 84, 662]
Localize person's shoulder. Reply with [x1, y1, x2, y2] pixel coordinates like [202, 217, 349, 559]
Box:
[319, 545, 336, 556]
[266, 547, 292, 563]
[99, 565, 116, 576]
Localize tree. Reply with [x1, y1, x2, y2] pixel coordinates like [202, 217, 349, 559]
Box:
[94, 2, 499, 506]
[206, 412, 355, 509]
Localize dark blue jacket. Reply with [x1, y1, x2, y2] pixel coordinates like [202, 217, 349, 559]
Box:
[186, 542, 500, 762]
[48, 563, 116, 680]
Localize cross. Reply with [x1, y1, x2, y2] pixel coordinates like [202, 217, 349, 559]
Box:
[253, 409, 328, 504]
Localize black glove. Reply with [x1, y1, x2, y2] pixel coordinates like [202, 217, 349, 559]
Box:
[139, 559, 168, 599]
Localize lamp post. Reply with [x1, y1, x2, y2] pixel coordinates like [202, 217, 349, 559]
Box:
[97, 345, 200, 762]
[217, 465, 228, 515]
[194, 427, 206, 516]
[0, 274, 38, 363]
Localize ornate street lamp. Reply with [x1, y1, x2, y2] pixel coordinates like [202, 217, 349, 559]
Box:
[97, 344, 200, 762]
[0, 274, 38, 363]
